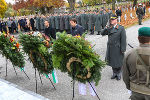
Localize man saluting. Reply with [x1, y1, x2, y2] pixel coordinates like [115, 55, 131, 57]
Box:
[101, 14, 127, 80]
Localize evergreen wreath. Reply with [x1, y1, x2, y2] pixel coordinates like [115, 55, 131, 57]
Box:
[19, 32, 53, 74]
[52, 32, 105, 85]
[0, 32, 25, 68]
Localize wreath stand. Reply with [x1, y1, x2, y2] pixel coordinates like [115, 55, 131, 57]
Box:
[5, 59, 30, 80]
[67, 57, 100, 100]
[30, 51, 56, 93]
[34, 68, 56, 93]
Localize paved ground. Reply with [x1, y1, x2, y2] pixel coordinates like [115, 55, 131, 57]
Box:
[0, 79, 49, 100]
[0, 19, 150, 100]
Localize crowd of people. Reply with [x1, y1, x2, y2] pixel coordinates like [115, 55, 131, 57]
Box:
[0, 3, 148, 35]
[0, 8, 113, 35]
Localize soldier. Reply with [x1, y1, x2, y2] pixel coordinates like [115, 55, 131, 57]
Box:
[35, 15, 40, 31]
[95, 11, 102, 35]
[115, 7, 122, 22]
[64, 13, 70, 34]
[54, 14, 60, 32]
[49, 14, 55, 30]
[40, 15, 45, 32]
[59, 13, 65, 32]
[123, 27, 150, 100]
[88, 11, 95, 35]
[101, 14, 127, 80]
[102, 10, 109, 29]
[80, 11, 88, 31]
[136, 3, 144, 25]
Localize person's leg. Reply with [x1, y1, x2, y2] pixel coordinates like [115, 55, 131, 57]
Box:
[97, 31, 101, 35]
[116, 67, 122, 80]
[111, 67, 117, 79]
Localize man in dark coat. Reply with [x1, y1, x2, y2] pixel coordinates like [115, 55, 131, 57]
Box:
[136, 3, 144, 25]
[101, 14, 127, 80]
[64, 13, 70, 34]
[80, 12, 88, 31]
[59, 14, 65, 32]
[0, 20, 2, 32]
[11, 19, 17, 34]
[55, 14, 60, 32]
[30, 17, 35, 31]
[123, 27, 150, 100]
[44, 20, 56, 39]
[115, 7, 122, 22]
[35, 16, 40, 31]
[1, 20, 7, 33]
[95, 12, 102, 35]
[49, 15, 55, 29]
[88, 11, 95, 35]
[70, 18, 84, 36]
[102, 11, 109, 29]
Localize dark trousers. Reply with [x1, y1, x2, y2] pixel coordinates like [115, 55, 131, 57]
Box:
[130, 92, 150, 100]
[8, 27, 12, 33]
[138, 15, 143, 25]
[97, 31, 101, 35]
[112, 67, 121, 74]
[90, 29, 94, 35]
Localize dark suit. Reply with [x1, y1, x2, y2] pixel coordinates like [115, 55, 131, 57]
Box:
[70, 24, 84, 36]
[30, 18, 35, 31]
[44, 26, 56, 39]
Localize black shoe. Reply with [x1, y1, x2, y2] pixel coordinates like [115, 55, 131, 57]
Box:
[111, 73, 117, 79]
[97, 34, 100, 35]
[116, 75, 121, 80]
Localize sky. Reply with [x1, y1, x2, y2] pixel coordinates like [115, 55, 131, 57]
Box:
[5, 0, 15, 4]
[5, 0, 80, 4]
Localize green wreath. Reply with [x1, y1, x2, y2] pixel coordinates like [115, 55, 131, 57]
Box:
[19, 32, 53, 74]
[0, 33, 25, 68]
[52, 32, 106, 86]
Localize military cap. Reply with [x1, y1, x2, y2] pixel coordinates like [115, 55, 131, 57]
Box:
[138, 27, 150, 37]
[110, 14, 118, 20]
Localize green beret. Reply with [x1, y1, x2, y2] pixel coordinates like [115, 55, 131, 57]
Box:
[138, 27, 150, 37]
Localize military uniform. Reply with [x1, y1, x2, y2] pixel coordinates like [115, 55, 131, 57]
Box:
[81, 14, 88, 31]
[55, 15, 60, 32]
[64, 14, 70, 33]
[88, 13, 95, 35]
[123, 27, 150, 100]
[101, 15, 126, 80]
[136, 4, 144, 25]
[102, 12, 109, 29]
[95, 14, 102, 35]
[49, 15, 55, 29]
[59, 15, 65, 32]
[40, 17, 45, 32]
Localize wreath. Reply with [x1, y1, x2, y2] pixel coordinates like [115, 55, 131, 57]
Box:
[19, 32, 54, 74]
[52, 32, 106, 85]
[0, 32, 25, 68]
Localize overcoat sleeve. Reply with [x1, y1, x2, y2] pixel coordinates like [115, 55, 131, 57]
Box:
[120, 27, 127, 52]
